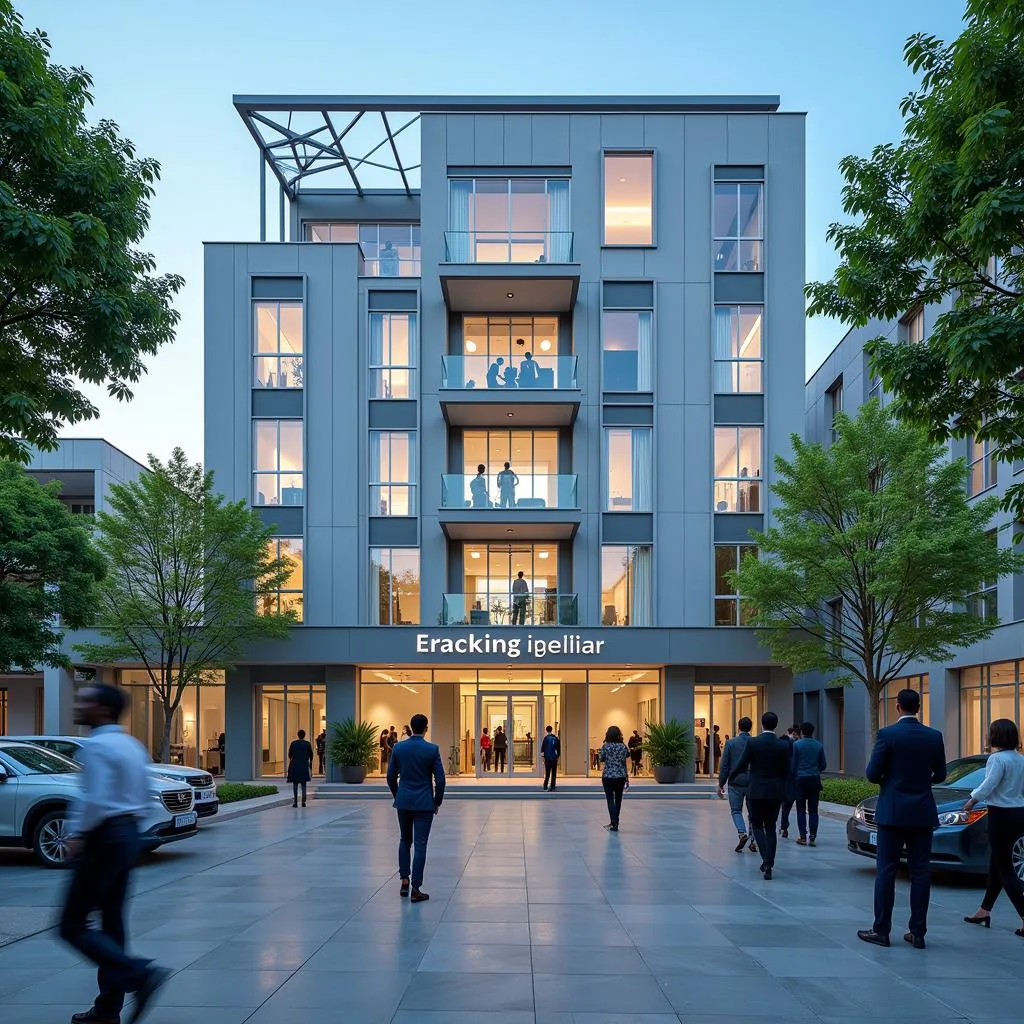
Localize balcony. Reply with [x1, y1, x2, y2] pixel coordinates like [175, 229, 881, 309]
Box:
[439, 231, 580, 314]
[442, 592, 579, 627]
[439, 473, 580, 540]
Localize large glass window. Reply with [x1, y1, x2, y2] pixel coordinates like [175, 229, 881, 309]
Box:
[370, 548, 420, 625]
[305, 222, 421, 276]
[714, 426, 762, 512]
[457, 543, 567, 625]
[967, 530, 999, 621]
[253, 420, 303, 506]
[968, 435, 997, 496]
[714, 181, 763, 271]
[603, 310, 653, 391]
[900, 307, 925, 345]
[713, 306, 762, 393]
[254, 301, 303, 389]
[605, 427, 652, 512]
[694, 685, 764, 777]
[456, 430, 563, 510]
[370, 431, 416, 516]
[601, 545, 653, 626]
[459, 315, 561, 390]
[714, 544, 756, 625]
[257, 684, 327, 777]
[878, 675, 930, 730]
[603, 154, 653, 245]
[260, 538, 304, 622]
[960, 661, 1022, 755]
[359, 676, 434, 776]
[370, 312, 417, 399]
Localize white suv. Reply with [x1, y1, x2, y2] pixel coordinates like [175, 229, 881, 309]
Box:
[13, 736, 220, 818]
[0, 740, 198, 867]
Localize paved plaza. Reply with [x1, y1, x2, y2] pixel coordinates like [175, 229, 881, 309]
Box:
[0, 797, 1020, 1023]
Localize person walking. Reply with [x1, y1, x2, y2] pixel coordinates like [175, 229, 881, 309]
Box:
[288, 729, 314, 807]
[729, 711, 791, 879]
[60, 684, 169, 1024]
[779, 724, 800, 839]
[315, 730, 326, 776]
[380, 728, 391, 773]
[858, 688, 946, 949]
[387, 713, 445, 903]
[718, 716, 756, 854]
[493, 725, 508, 773]
[480, 727, 492, 772]
[793, 722, 826, 846]
[541, 725, 561, 791]
[628, 730, 644, 777]
[962, 718, 1024, 937]
[510, 571, 530, 625]
[599, 725, 631, 831]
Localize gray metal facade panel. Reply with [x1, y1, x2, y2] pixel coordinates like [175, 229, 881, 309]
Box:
[602, 281, 654, 308]
[726, 114, 770, 165]
[251, 276, 303, 298]
[252, 390, 304, 418]
[601, 512, 654, 543]
[257, 507, 303, 534]
[368, 517, 418, 547]
[713, 394, 765, 424]
[603, 405, 654, 425]
[714, 165, 765, 180]
[683, 115, 728, 284]
[368, 290, 418, 310]
[713, 514, 763, 543]
[368, 401, 418, 429]
[713, 273, 765, 303]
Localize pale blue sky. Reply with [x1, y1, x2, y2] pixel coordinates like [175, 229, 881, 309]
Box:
[21, 0, 966, 464]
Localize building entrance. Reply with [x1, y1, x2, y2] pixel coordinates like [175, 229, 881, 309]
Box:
[477, 691, 542, 777]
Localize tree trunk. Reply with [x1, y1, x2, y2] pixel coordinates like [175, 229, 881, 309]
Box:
[160, 704, 172, 765]
[867, 682, 881, 744]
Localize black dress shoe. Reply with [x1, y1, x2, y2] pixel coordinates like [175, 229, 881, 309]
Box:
[763, 867, 773, 880]
[857, 929, 890, 947]
[904, 932, 926, 949]
[71, 1012, 120, 1024]
[411, 888, 430, 903]
[734, 832, 749, 853]
[759, 862, 766, 873]
[127, 966, 170, 1024]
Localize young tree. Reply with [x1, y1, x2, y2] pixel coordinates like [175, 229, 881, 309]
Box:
[77, 449, 294, 763]
[730, 402, 1021, 742]
[0, 460, 105, 671]
[806, 0, 1024, 516]
[0, 1, 183, 462]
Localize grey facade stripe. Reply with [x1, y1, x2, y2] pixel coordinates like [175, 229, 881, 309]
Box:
[603, 404, 654, 425]
[368, 516, 419, 546]
[601, 512, 654, 543]
[251, 276, 303, 298]
[714, 394, 765, 425]
[256, 507, 304, 534]
[602, 281, 654, 308]
[250, 664, 326, 683]
[252, 389, 304, 418]
[714, 165, 765, 181]
[447, 166, 572, 177]
[714, 273, 765, 303]
[368, 290, 419, 311]
[713, 514, 763, 543]
[369, 400, 418, 429]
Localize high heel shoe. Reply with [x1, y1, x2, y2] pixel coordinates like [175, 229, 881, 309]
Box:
[963, 913, 991, 928]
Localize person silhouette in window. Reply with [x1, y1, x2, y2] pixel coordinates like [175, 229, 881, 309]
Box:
[379, 240, 400, 276]
[470, 464, 489, 508]
[497, 462, 519, 509]
[502, 364, 518, 388]
[511, 571, 530, 625]
[518, 351, 540, 389]
[486, 357, 505, 389]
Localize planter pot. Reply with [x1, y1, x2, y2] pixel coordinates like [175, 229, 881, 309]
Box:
[653, 765, 682, 785]
[340, 766, 367, 784]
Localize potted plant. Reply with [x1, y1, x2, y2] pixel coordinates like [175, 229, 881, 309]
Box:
[327, 718, 379, 784]
[643, 718, 694, 784]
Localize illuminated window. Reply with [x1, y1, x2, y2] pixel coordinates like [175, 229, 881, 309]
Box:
[370, 312, 417, 399]
[713, 306, 762, 393]
[605, 428, 652, 511]
[601, 545, 653, 626]
[715, 545, 756, 625]
[254, 301, 303, 389]
[968, 435, 997, 496]
[370, 431, 416, 516]
[603, 154, 653, 246]
[371, 548, 420, 625]
[253, 420, 303, 506]
[714, 427, 762, 512]
[260, 538, 304, 622]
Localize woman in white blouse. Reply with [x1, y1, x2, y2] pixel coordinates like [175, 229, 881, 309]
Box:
[962, 719, 1024, 937]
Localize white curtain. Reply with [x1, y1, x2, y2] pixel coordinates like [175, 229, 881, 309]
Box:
[632, 428, 652, 511]
[369, 314, 385, 397]
[631, 546, 653, 627]
[448, 179, 472, 262]
[636, 311, 653, 391]
[713, 306, 734, 392]
[547, 179, 571, 262]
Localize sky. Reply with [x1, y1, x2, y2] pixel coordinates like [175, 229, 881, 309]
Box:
[19, 0, 968, 465]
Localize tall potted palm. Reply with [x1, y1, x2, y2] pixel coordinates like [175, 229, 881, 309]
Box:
[643, 718, 694, 784]
[327, 719, 379, 784]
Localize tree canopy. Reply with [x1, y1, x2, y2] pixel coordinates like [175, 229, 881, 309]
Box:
[0, 459, 105, 672]
[0, 1, 183, 462]
[730, 401, 1021, 742]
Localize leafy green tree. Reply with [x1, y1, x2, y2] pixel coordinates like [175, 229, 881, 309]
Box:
[77, 449, 294, 763]
[0, 1, 183, 462]
[0, 459, 105, 671]
[730, 402, 1021, 742]
[806, 0, 1024, 516]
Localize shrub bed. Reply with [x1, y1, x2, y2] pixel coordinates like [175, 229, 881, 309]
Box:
[217, 783, 279, 805]
[822, 777, 878, 806]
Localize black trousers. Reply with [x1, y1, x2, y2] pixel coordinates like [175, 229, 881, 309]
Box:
[494, 749, 506, 772]
[59, 817, 149, 1015]
[397, 809, 434, 888]
[292, 780, 308, 803]
[602, 776, 627, 826]
[544, 757, 558, 789]
[981, 805, 1024, 917]
[873, 825, 933, 938]
[795, 776, 821, 839]
[748, 798, 782, 868]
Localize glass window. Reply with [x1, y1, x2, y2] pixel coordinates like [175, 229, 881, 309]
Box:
[304, 222, 420, 276]
[714, 426, 762, 512]
[900, 307, 924, 345]
[713, 306, 762, 393]
[968, 435, 997, 496]
[369, 312, 417, 399]
[370, 548, 420, 625]
[370, 431, 416, 516]
[714, 544, 756, 625]
[827, 377, 843, 443]
[253, 420, 303, 506]
[714, 181, 763, 271]
[879, 675, 929, 728]
[603, 310, 653, 391]
[260, 538, 304, 622]
[603, 154, 653, 246]
[254, 301, 303, 389]
[457, 543, 565, 626]
[458, 430, 561, 509]
[456, 315, 561, 391]
[601, 545, 653, 626]
[359, 680, 434, 776]
[605, 427, 652, 512]
[967, 531, 999, 621]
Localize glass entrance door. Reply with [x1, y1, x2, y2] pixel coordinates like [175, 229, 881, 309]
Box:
[477, 692, 542, 777]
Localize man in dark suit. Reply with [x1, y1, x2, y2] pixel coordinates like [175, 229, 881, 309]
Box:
[858, 689, 946, 949]
[387, 713, 446, 903]
[541, 725, 560, 791]
[729, 711, 792, 879]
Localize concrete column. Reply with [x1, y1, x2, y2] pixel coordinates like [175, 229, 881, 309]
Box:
[325, 665, 356, 782]
[844, 682, 872, 776]
[664, 665, 696, 782]
[43, 665, 75, 734]
[563, 684, 587, 776]
[224, 666, 253, 780]
[939, 666, 959, 756]
[767, 666, 794, 726]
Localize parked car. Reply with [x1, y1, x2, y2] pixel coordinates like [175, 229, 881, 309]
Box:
[847, 755, 1024, 879]
[0, 740, 199, 867]
[11, 735, 219, 818]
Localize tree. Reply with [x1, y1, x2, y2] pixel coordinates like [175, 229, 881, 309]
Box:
[806, 0, 1024, 517]
[0, 1, 183, 462]
[0, 460, 105, 671]
[730, 401, 1021, 742]
[77, 449, 294, 763]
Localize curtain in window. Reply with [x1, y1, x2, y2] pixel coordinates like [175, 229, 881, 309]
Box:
[631, 546, 653, 626]
[547, 180, 571, 262]
[631, 429, 652, 511]
[636, 311, 653, 391]
[448, 180, 472, 261]
[713, 307, 733, 392]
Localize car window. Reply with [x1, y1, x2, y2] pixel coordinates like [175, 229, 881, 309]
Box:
[944, 758, 987, 785]
[0, 745, 81, 775]
[940, 765, 988, 791]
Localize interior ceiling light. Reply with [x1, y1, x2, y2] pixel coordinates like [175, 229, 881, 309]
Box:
[538, 551, 549, 559]
[507, 412, 514, 418]
[506, 291, 515, 299]
[506, 528, 514, 534]
[539, 339, 552, 351]
[471, 551, 481, 559]
[465, 340, 477, 352]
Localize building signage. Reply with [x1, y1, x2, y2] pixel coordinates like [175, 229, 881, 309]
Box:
[415, 633, 606, 660]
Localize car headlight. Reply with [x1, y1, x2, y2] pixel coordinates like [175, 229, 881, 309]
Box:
[937, 808, 987, 827]
[853, 805, 866, 822]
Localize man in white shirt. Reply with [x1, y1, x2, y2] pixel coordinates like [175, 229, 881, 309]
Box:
[59, 684, 169, 1024]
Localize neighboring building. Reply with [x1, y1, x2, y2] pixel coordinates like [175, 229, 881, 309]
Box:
[800, 296, 1024, 773]
[193, 94, 806, 781]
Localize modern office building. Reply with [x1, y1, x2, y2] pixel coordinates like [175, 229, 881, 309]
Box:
[203, 94, 806, 781]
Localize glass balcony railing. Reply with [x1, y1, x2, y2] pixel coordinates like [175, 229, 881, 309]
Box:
[441, 354, 578, 390]
[441, 474, 578, 511]
[444, 231, 574, 264]
[442, 592, 579, 626]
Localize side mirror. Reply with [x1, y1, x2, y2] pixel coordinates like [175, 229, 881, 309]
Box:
[0, 765, 9, 783]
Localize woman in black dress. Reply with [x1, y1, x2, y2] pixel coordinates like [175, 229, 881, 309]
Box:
[287, 729, 314, 807]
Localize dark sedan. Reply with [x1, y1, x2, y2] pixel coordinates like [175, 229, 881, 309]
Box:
[847, 755, 1024, 878]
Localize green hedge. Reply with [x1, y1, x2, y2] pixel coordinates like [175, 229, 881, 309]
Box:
[822, 777, 878, 806]
[216, 783, 279, 805]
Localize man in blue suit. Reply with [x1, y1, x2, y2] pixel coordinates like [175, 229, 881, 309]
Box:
[387, 713, 446, 903]
[858, 689, 946, 949]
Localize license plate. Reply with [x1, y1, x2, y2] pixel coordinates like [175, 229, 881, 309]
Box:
[175, 812, 197, 828]
[867, 831, 877, 846]
[196, 789, 215, 802]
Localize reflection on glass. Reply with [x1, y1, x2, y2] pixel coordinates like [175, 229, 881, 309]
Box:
[714, 544, 756, 626]
[601, 545, 653, 626]
[714, 426, 762, 512]
[253, 420, 304, 506]
[371, 547, 420, 625]
[370, 431, 416, 516]
[304, 222, 421, 276]
[713, 182, 764, 271]
[603, 310, 653, 391]
[713, 306, 762, 393]
[254, 301, 304, 388]
[370, 312, 417, 399]
[260, 538, 304, 622]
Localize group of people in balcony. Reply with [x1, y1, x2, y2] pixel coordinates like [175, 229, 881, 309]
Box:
[470, 462, 520, 509]
[485, 351, 543, 389]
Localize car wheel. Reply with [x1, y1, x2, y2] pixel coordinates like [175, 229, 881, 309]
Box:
[1013, 832, 1024, 884]
[33, 809, 72, 868]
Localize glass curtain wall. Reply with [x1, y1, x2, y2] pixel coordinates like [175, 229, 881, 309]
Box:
[693, 685, 764, 778]
[878, 675, 930, 730]
[370, 547, 421, 625]
[461, 430, 559, 509]
[461, 542, 559, 624]
[461, 316, 560, 390]
[305, 222, 421, 276]
[600, 545, 653, 626]
[960, 661, 1022, 755]
[257, 684, 327, 777]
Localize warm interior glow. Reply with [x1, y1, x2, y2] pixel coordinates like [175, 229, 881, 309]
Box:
[604, 154, 653, 245]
